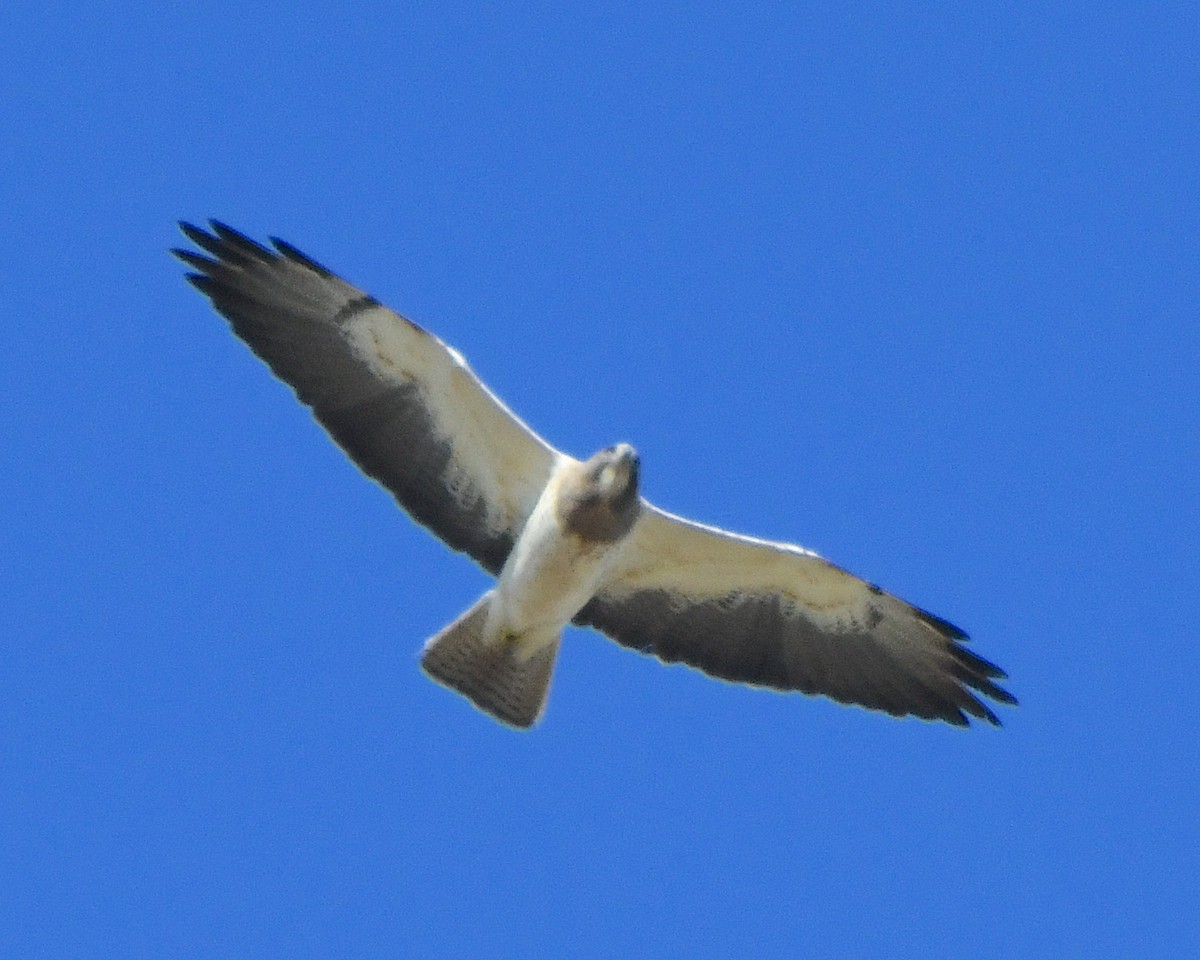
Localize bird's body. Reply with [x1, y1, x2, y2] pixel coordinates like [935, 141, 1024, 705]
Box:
[419, 446, 640, 724]
[491, 447, 639, 656]
[175, 221, 1016, 729]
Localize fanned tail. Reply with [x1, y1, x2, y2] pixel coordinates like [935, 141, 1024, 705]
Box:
[420, 592, 559, 729]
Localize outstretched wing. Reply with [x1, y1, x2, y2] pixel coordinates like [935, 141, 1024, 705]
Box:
[577, 504, 1016, 725]
[174, 221, 562, 575]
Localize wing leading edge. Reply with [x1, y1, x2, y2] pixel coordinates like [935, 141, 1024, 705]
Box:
[175, 221, 561, 575]
[579, 505, 1016, 725]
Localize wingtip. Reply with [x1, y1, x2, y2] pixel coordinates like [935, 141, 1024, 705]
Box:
[977, 703, 1002, 726]
[210, 220, 275, 257]
[269, 235, 335, 276]
[183, 273, 213, 293]
[176, 220, 334, 279]
[177, 220, 211, 245]
[938, 696, 1002, 728]
[990, 686, 1019, 708]
[171, 248, 215, 271]
[915, 605, 970, 641]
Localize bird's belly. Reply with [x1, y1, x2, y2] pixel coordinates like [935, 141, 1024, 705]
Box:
[493, 500, 622, 640]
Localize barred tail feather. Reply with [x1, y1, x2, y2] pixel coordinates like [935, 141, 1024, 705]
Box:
[420, 592, 559, 729]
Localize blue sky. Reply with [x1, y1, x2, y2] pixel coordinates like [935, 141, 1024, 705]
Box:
[3, 3, 1197, 957]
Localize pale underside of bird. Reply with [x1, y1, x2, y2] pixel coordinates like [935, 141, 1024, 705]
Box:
[174, 221, 1016, 730]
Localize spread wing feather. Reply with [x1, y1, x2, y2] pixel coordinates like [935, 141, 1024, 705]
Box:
[577, 504, 1016, 725]
[174, 221, 560, 575]
[176, 221, 1014, 727]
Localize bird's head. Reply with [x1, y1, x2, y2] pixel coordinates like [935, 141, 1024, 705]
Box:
[589, 443, 640, 503]
[557, 443, 641, 543]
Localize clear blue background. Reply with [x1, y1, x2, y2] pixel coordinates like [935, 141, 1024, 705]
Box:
[3, 3, 1196, 957]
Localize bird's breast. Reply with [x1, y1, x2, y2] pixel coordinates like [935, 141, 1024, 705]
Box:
[493, 468, 628, 639]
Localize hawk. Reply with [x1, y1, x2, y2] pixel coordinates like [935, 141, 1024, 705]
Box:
[175, 221, 1016, 729]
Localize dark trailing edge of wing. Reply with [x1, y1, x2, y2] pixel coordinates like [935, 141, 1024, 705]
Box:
[576, 589, 1016, 726]
[173, 220, 517, 575]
